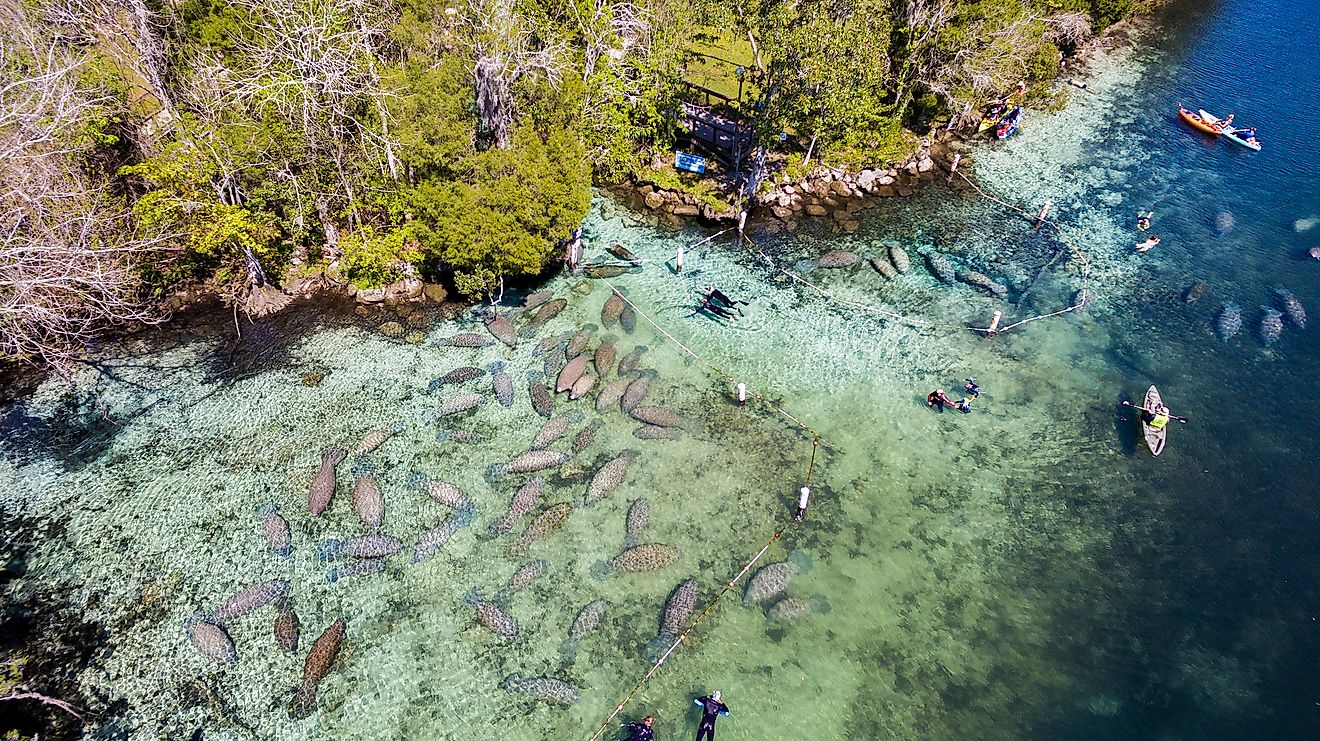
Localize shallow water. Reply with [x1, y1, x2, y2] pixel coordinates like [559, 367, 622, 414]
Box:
[4, 0, 1320, 738]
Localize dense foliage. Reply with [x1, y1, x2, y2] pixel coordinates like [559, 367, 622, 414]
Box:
[1, 0, 1151, 366]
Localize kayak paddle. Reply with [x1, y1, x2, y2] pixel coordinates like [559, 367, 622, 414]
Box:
[1121, 400, 1189, 423]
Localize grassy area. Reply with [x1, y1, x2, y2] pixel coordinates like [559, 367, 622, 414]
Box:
[683, 29, 759, 108]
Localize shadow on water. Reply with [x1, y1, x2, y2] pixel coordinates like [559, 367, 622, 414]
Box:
[196, 296, 359, 384]
[1112, 393, 1140, 456]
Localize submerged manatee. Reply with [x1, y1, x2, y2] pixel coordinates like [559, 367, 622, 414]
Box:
[955, 270, 1008, 298]
[352, 473, 384, 530]
[412, 518, 464, 563]
[569, 373, 597, 400]
[619, 303, 637, 333]
[559, 599, 608, 662]
[259, 503, 291, 558]
[594, 337, 617, 378]
[744, 561, 795, 604]
[630, 405, 690, 430]
[634, 425, 682, 440]
[1273, 288, 1306, 328]
[274, 598, 300, 654]
[211, 579, 290, 624]
[889, 244, 911, 273]
[308, 447, 348, 516]
[488, 361, 514, 407]
[502, 675, 579, 706]
[326, 556, 386, 582]
[644, 578, 698, 659]
[922, 249, 955, 283]
[418, 477, 474, 513]
[869, 256, 897, 279]
[354, 428, 395, 454]
[485, 312, 518, 347]
[528, 371, 554, 418]
[1259, 307, 1283, 345]
[816, 250, 861, 268]
[318, 535, 402, 561]
[442, 332, 495, 348]
[465, 592, 519, 641]
[436, 392, 485, 417]
[601, 543, 679, 575]
[289, 618, 347, 719]
[189, 619, 237, 665]
[496, 559, 549, 601]
[491, 477, 546, 534]
[573, 420, 603, 455]
[529, 298, 567, 327]
[523, 290, 552, 309]
[602, 291, 625, 327]
[556, 355, 591, 393]
[617, 346, 648, 375]
[510, 501, 575, 553]
[620, 371, 656, 414]
[429, 366, 485, 390]
[1216, 302, 1242, 341]
[493, 451, 570, 480]
[531, 417, 571, 450]
[584, 453, 636, 505]
[625, 498, 650, 547]
[767, 596, 820, 621]
[566, 326, 595, 358]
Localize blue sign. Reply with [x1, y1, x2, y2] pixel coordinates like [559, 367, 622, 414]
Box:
[675, 151, 706, 174]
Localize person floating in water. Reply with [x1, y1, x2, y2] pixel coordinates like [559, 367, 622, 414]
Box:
[705, 285, 748, 314]
[927, 388, 956, 411]
[964, 378, 981, 398]
[955, 397, 973, 413]
[624, 715, 655, 741]
[1137, 211, 1153, 231]
[695, 296, 737, 321]
[693, 690, 730, 741]
[1135, 235, 1160, 253]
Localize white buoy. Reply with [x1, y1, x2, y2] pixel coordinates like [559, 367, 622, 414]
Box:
[947, 153, 962, 184]
[676, 244, 684, 273]
[794, 486, 811, 521]
[738, 210, 748, 236]
[987, 310, 1003, 336]
[736, 382, 747, 405]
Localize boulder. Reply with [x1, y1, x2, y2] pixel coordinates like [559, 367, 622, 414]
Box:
[875, 186, 895, 198]
[385, 277, 423, 304]
[830, 180, 852, 197]
[422, 283, 448, 304]
[356, 287, 386, 304]
[644, 191, 665, 210]
[897, 186, 915, 197]
[857, 170, 879, 191]
[841, 219, 860, 234]
[672, 204, 700, 217]
[821, 196, 840, 209]
[917, 157, 935, 173]
[878, 175, 896, 186]
[771, 206, 793, 221]
[804, 204, 828, 217]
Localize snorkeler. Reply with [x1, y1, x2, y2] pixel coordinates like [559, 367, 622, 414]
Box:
[705, 285, 748, 311]
[1135, 235, 1161, 253]
[624, 715, 655, 741]
[695, 296, 737, 321]
[927, 388, 955, 411]
[1137, 211, 1153, 231]
[964, 378, 981, 398]
[693, 690, 730, 741]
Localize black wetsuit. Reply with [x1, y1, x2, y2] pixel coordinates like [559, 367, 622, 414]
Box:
[709, 288, 747, 308]
[694, 696, 729, 741]
[699, 298, 736, 320]
[625, 722, 654, 741]
[964, 381, 980, 398]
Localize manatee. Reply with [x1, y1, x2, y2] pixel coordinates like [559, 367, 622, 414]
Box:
[569, 373, 597, 400]
[442, 332, 495, 348]
[584, 264, 631, 278]
[1259, 306, 1283, 345]
[289, 618, 347, 719]
[559, 599, 608, 662]
[1215, 210, 1235, 234]
[630, 405, 690, 429]
[767, 596, 814, 621]
[523, 290, 552, 309]
[485, 312, 518, 347]
[744, 561, 795, 604]
[502, 675, 579, 706]
[955, 270, 1008, 298]
[634, 424, 682, 440]
[566, 326, 595, 358]
[533, 334, 562, 356]
[556, 355, 591, 393]
[869, 256, 897, 279]
[421, 478, 474, 513]
[491, 476, 546, 534]
[465, 593, 519, 640]
[212, 579, 290, 624]
[259, 503, 291, 558]
[274, 598, 300, 654]
[354, 428, 395, 454]
[488, 361, 514, 407]
[428, 366, 484, 391]
[498, 450, 570, 477]
[496, 559, 549, 601]
[436, 392, 485, 417]
[528, 372, 554, 418]
[644, 578, 698, 659]
[510, 501, 575, 553]
[189, 619, 237, 665]
[543, 344, 567, 377]
[352, 473, 384, 530]
[326, 556, 386, 583]
[308, 447, 347, 516]
[318, 535, 402, 561]
[596, 376, 631, 412]
[584, 453, 636, 505]
[528, 298, 567, 327]
[1273, 288, 1306, 328]
[531, 417, 571, 450]
[1183, 282, 1206, 304]
[620, 303, 637, 333]
[573, 420, 603, 454]
[818, 250, 861, 269]
[625, 498, 650, 548]
[602, 291, 626, 327]
[412, 518, 464, 563]
[620, 371, 655, 413]
[889, 244, 911, 273]
[594, 337, 617, 378]
[923, 250, 955, 283]
[436, 427, 482, 445]
[602, 543, 679, 575]
[608, 243, 637, 261]
[617, 346, 648, 375]
[1216, 302, 1242, 341]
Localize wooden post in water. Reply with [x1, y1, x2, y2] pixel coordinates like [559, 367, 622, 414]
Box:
[987, 310, 1003, 336]
[676, 244, 684, 273]
[1034, 199, 1053, 230]
[947, 154, 962, 184]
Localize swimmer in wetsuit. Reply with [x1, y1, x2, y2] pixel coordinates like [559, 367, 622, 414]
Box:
[696, 296, 737, 321]
[624, 715, 655, 741]
[705, 285, 748, 314]
[693, 691, 730, 741]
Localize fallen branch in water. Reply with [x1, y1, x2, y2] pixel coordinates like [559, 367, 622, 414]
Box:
[0, 687, 88, 722]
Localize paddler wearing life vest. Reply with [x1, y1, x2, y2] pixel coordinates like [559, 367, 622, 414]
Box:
[1141, 403, 1172, 429]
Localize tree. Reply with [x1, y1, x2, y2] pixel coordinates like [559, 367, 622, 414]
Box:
[463, 0, 568, 150]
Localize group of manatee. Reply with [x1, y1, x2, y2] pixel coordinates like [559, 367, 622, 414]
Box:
[1213, 287, 1307, 345]
[800, 242, 1011, 299]
[186, 274, 822, 717]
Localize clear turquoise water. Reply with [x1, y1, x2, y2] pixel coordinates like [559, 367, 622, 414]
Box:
[3, 0, 1320, 738]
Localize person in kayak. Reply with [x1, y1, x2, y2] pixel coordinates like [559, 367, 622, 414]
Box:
[1135, 235, 1161, 253]
[1137, 211, 1153, 231]
[623, 716, 655, 741]
[1236, 127, 1259, 143]
[693, 691, 730, 741]
[927, 388, 955, 411]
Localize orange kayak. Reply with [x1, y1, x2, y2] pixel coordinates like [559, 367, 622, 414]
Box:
[1178, 105, 1222, 136]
